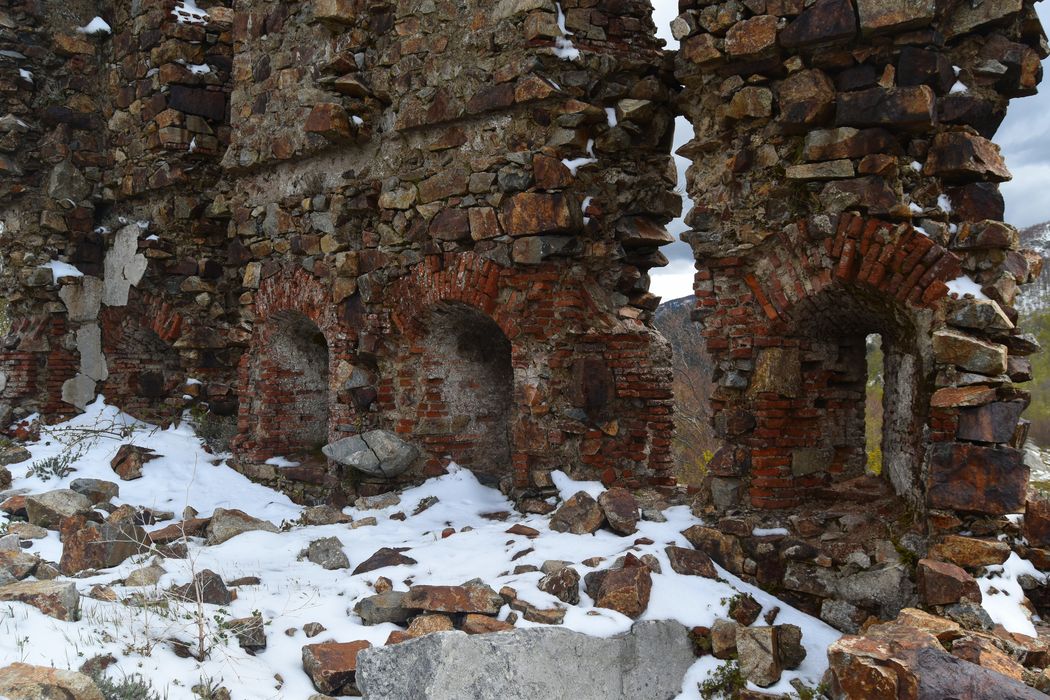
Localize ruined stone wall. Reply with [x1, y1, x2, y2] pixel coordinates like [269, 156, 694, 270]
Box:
[674, 0, 1046, 515]
[0, 0, 680, 503]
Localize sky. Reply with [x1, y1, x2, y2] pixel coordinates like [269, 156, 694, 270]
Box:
[647, 1, 1050, 301]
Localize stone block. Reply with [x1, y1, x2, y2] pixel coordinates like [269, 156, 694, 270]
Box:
[927, 443, 1027, 514]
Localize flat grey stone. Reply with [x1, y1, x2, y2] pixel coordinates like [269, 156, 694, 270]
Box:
[356, 620, 694, 700]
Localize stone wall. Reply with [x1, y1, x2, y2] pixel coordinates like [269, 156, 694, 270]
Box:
[0, 0, 679, 503]
[673, 0, 1046, 515]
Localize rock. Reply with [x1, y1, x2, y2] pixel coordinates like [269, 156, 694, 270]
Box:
[0, 465, 9, 490]
[313, 0, 356, 26]
[0, 445, 30, 467]
[835, 86, 936, 130]
[406, 613, 455, 638]
[499, 192, 581, 237]
[667, 545, 718, 579]
[147, 517, 210, 545]
[206, 508, 279, 545]
[947, 299, 1013, 332]
[355, 493, 400, 510]
[171, 569, 233, 606]
[779, 69, 837, 131]
[124, 563, 167, 587]
[777, 624, 806, 670]
[682, 525, 745, 575]
[597, 488, 639, 535]
[355, 591, 412, 625]
[957, 401, 1026, 443]
[304, 622, 327, 638]
[305, 103, 354, 142]
[827, 620, 1044, 699]
[729, 593, 763, 626]
[0, 580, 80, 620]
[927, 443, 1027, 515]
[302, 640, 372, 695]
[538, 566, 580, 605]
[229, 613, 267, 653]
[301, 505, 351, 526]
[1025, 494, 1050, 548]
[352, 547, 417, 575]
[402, 584, 503, 615]
[856, 0, 935, 34]
[0, 550, 39, 580]
[302, 537, 350, 570]
[47, 159, 91, 203]
[549, 491, 604, 535]
[0, 535, 20, 552]
[803, 127, 900, 161]
[25, 490, 92, 529]
[737, 626, 782, 687]
[780, 0, 857, 48]
[509, 597, 566, 624]
[110, 444, 159, 481]
[727, 87, 773, 119]
[711, 618, 738, 659]
[0, 663, 104, 700]
[592, 558, 652, 619]
[725, 15, 778, 59]
[356, 620, 695, 700]
[322, 431, 419, 479]
[462, 614, 515, 634]
[836, 564, 915, 619]
[917, 558, 981, 606]
[60, 521, 147, 574]
[68, 478, 119, 504]
[928, 535, 1011, 568]
[925, 132, 1011, 182]
[932, 330, 1008, 376]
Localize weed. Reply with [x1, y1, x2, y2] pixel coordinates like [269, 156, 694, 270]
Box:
[25, 449, 82, 481]
[89, 668, 167, 700]
[697, 661, 747, 700]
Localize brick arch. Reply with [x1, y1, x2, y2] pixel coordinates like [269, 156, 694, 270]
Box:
[742, 214, 961, 328]
[698, 213, 970, 510]
[252, 265, 341, 339]
[389, 252, 523, 342]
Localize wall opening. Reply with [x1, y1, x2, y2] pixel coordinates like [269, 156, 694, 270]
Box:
[781, 287, 933, 505]
[250, 310, 330, 462]
[865, 333, 884, 476]
[418, 302, 513, 478]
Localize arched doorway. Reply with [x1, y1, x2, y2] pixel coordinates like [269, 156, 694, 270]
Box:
[416, 301, 514, 477]
[246, 310, 331, 462]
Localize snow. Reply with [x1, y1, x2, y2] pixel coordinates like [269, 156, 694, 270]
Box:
[352, 115, 364, 126]
[265, 456, 301, 469]
[937, 193, 953, 214]
[910, 160, 923, 172]
[172, 0, 209, 25]
[752, 527, 789, 537]
[553, 3, 581, 60]
[0, 404, 841, 699]
[561, 139, 597, 175]
[77, 17, 112, 35]
[946, 274, 990, 301]
[18, 68, 31, 82]
[605, 107, 618, 127]
[909, 202, 923, 214]
[179, 61, 211, 75]
[977, 553, 1047, 638]
[581, 195, 594, 224]
[39, 260, 83, 283]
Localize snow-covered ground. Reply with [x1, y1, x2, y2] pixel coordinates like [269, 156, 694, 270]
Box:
[2, 398, 987, 699]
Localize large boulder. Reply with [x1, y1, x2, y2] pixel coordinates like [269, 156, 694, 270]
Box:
[25, 490, 92, 529]
[827, 619, 1045, 699]
[59, 521, 147, 574]
[356, 620, 695, 700]
[0, 662, 104, 700]
[0, 580, 80, 620]
[322, 430, 419, 478]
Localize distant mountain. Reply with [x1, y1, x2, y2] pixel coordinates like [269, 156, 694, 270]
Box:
[653, 295, 720, 485]
[1018, 221, 1050, 314]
